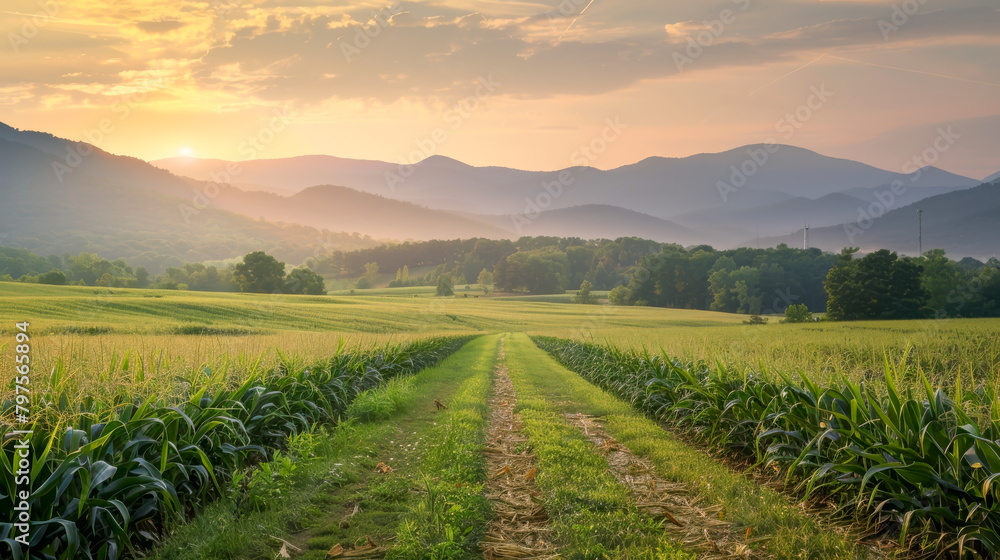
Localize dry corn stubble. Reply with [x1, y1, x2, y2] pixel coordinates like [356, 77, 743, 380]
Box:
[482, 340, 561, 560]
[564, 413, 765, 560]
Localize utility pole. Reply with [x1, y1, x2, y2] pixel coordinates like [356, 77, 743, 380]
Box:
[918, 209, 923, 256]
[803, 223, 810, 250]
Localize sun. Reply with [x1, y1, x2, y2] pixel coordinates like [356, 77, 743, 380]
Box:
[178, 147, 194, 157]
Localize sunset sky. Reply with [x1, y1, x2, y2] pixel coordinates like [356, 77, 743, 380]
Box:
[2, 0, 998, 178]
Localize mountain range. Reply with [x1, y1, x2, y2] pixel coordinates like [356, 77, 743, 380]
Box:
[1, 120, 997, 268]
[758, 179, 1000, 260]
[0, 123, 379, 271]
[154, 147, 979, 239]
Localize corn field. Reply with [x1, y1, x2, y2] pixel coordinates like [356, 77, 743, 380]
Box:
[533, 336, 1000, 559]
[0, 336, 472, 559]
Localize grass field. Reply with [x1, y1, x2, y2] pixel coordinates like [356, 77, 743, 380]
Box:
[1, 282, 997, 400]
[3, 281, 1000, 558]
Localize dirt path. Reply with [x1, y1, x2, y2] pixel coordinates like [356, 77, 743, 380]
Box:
[565, 413, 768, 560]
[482, 341, 560, 560]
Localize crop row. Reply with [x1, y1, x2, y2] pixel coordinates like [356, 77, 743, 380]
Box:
[532, 336, 1000, 559]
[0, 336, 473, 560]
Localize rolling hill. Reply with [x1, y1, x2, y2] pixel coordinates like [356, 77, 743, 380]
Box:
[755, 179, 1000, 260]
[0, 123, 379, 271]
[208, 184, 511, 240]
[3, 120, 994, 264]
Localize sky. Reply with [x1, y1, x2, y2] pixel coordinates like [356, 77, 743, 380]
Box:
[2, 0, 999, 178]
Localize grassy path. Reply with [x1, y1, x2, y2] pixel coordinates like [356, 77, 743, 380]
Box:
[481, 338, 560, 559]
[153, 332, 884, 559]
[152, 335, 499, 560]
[384, 335, 496, 559]
[563, 412, 759, 559]
[503, 333, 879, 560]
[501, 334, 695, 559]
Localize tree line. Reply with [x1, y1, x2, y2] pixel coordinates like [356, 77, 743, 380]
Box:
[323, 236, 1000, 318]
[314, 236, 663, 293]
[5, 238, 998, 319]
[824, 248, 1000, 320]
[0, 247, 325, 295]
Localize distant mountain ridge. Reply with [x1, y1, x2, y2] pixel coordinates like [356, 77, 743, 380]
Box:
[459, 205, 709, 245]
[154, 145, 979, 243]
[0, 123, 382, 270]
[1, 121, 994, 265]
[755, 179, 1000, 260]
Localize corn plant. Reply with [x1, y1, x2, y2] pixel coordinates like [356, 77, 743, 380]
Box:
[533, 336, 1000, 559]
[0, 335, 473, 559]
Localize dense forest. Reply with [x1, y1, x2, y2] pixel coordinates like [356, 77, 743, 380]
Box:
[611, 245, 999, 317]
[316, 237, 837, 312]
[318, 237, 1000, 316]
[311, 237, 663, 292]
[823, 248, 1000, 320]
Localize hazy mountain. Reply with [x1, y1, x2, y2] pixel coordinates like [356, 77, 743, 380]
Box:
[208, 184, 510, 241]
[673, 192, 866, 238]
[153, 145, 978, 220]
[673, 183, 973, 239]
[4, 121, 992, 265]
[2, 123, 708, 258]
[0, 123, 377, 270]
[462, 205, 709, 245]
[985, 170, 1000, 183]
[754, 180, 1000, 260]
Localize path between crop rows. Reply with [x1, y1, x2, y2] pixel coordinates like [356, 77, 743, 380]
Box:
[565, 413, 766, 560]
[482, 339, 560, 560]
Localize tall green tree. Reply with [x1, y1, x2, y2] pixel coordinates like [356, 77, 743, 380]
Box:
[436, 275, 454, 297]
[887, 256, 929, 319]
[477, 268, 494, 295]
[826, 249, 929, 320]
[494, 248, 570, 294]
[574, 280, 599, 304]
[363, 262, 380, 286]
[134, 267, 150, 288]
[38, 269, 67, 285]
[285, 267, 327, 295]
[233, 251, 286, 293]
[920, 249, 964, 315]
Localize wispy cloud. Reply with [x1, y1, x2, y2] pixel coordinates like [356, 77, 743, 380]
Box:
[1, 0, 996, 177]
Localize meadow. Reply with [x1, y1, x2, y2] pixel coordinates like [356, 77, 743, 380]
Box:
[1, 282, 997, 403]
[3, 281, 1000, 559]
